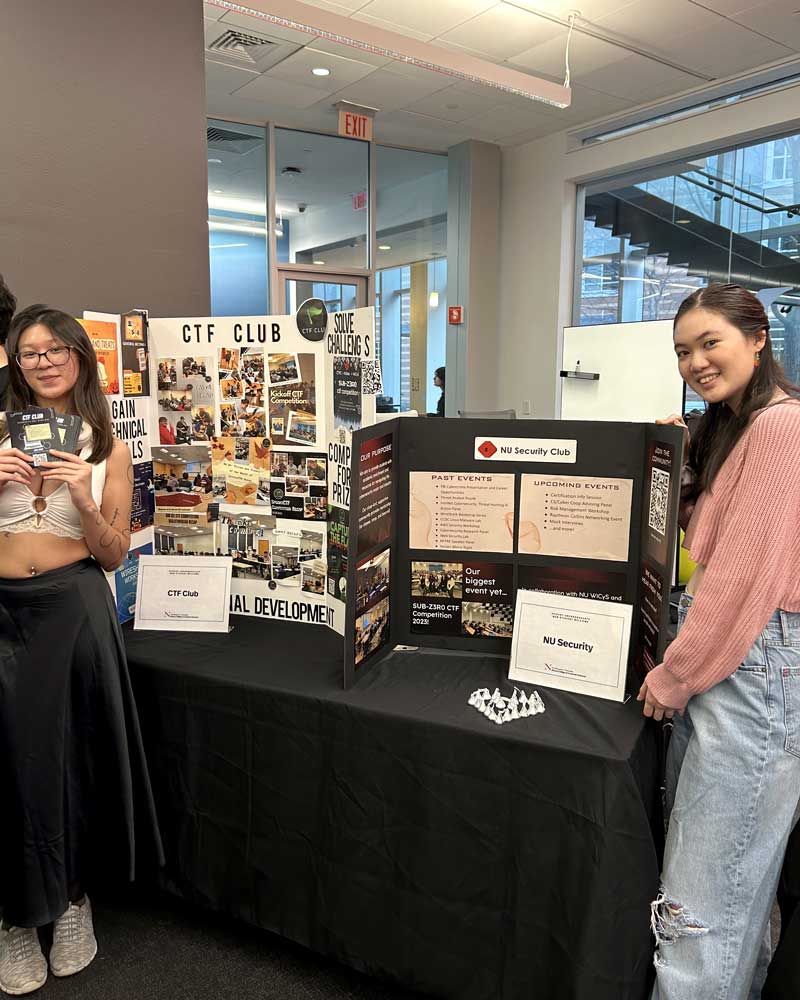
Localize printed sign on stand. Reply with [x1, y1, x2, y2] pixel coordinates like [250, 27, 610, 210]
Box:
[134, 555, 233, 632]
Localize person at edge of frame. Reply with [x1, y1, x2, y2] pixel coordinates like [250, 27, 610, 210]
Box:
[433, 366, 445, 417]
[0, 306, 163, 996]
[638, 283, 800, 1000]
[0, 275, 17, 404]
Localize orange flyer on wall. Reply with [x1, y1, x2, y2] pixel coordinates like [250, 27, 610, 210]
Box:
[79, 318, 120, 396]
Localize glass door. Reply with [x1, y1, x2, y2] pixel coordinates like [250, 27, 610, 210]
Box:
[279, 270, 367, 314]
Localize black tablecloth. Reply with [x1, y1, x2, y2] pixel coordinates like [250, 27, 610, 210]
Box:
[124, 618, 662, 1000]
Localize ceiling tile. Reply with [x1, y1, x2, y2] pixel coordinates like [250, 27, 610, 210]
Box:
[219, 10, 317, 45]
[732, 0, 800, 49]
[349, 11, 437, 40]
[302, 0, 374, 10]
[325, 67, 452, 111]
[435, 5, 566, 59]
[510, 0, 638, 19]
[203, 3, 225, 21]
[307, 37, 393, 67]
[205, 58, 261, 97]
[458, 103, 558, 140]
[650, 19, 794, 75]
[685, 0, 757, 12]
[531, 82, 633, 122]
[357, 0, 498, 37]
[499, 120, 566, 145]
[404, 83, 504, 121]
[511, 27, 626, 78]
[232, 74, 336, 109]
[574, 52, 705, 102]
[597, 0, 725, 45]
[262, 47, 378, 91]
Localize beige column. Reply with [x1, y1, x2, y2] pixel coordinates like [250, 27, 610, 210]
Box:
[409, 262, 429, 413]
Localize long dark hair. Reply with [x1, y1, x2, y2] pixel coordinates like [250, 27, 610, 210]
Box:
[4, 305, 114, 463]
[677, 283, 798, 498]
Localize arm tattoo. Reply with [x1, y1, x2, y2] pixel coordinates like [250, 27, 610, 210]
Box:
[109, 507, 120, 527]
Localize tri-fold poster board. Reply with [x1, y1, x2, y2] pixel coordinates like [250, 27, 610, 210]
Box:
[340, 418, 683, 695]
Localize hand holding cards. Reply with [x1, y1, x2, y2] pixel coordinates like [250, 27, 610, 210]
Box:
[6, 408, 82, 466]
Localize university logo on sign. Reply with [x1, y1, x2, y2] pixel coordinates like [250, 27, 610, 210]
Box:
[477, 440, 497, 458]
[473, 437, 578, 463]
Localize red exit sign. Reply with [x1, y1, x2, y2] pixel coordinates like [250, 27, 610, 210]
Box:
[338, 110, 373, 141]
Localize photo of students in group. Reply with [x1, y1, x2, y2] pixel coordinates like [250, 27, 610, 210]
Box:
[304, 489, 327, 521]
[460, 602, 514, 639]
[301, 562, 326, 596]
[191, 406, 216, 443]
[268, 353, 300, 385]
[220, 402, 266, 438]
[272, 545, 300, 584]
[256, 477, 270, 505]
[272, 453, 306, 478]
[411, 561, 463, 599]
[286, 476, 308, 495]
[286, 409, 317, 446]
[241, 348, 265, 406]
[152, 446, 214, 514]
[218, 347, 240, 379]
[356, 548, 391, 615]
[154, 522, 216, 557]
[306, 458, 326, 483]
[157, 358, 177, 389]
[218, 511, 274, 580]
[355, 596, 390, 666]
[158, 388, 192, 412]
[220, 377, 243, 401]
[182, 356, 209, 378]
[299, 530, 323, 562]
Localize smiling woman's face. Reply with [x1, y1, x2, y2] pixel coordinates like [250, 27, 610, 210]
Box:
[17, 323, 81, 404]
[673, 306, 766, 413]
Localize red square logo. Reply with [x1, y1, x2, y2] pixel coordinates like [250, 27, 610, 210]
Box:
[478, 440, 497, 458]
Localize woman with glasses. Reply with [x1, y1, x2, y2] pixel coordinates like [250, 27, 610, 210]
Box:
[0, 306, 162, 995]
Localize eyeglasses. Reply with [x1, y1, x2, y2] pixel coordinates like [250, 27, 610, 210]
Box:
[16, 346, 73, 370]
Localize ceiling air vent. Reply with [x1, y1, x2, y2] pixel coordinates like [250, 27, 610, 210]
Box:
[206, 126, 263, 156]
[208, 28, 275, 63]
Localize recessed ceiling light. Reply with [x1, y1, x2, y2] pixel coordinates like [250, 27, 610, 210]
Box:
[208, 158, 222, 164]
[313, 260, 325, 265]
[213, 189, 223, 194]
[676, 219, 691, 224]
[378, 245, 392, 251]
[312, 67, 331, 77]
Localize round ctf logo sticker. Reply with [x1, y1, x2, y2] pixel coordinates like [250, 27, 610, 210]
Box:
[296, 298, 328, 342]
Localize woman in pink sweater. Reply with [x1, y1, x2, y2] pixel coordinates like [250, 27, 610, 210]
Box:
[639, 283, 800, 1000]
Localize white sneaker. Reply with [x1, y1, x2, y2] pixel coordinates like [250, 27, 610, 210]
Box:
[0, 925, 47, 996]
[49, 898, 97, 978]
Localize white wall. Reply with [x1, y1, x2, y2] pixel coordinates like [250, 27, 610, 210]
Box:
[496, 81, 800, 418]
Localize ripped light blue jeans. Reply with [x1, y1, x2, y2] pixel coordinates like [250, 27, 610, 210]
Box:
[651, 593, 800, 1000]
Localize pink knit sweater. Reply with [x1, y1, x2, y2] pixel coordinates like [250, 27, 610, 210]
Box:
[646, 399, 800, 710]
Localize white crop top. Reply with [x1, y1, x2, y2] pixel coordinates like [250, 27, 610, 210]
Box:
[0, 422, 107, 540]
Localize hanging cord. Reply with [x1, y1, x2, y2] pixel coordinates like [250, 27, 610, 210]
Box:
[564, 11, 577, 88]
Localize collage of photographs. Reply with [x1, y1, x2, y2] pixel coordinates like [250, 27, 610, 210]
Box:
[410, 560, 514, 639]
[267, 352, 318, 447]
[354, 547, 391, 665]
[218, 346, 267, 438]
[157, 356, 215, 445]
[269, 451, 327, 520]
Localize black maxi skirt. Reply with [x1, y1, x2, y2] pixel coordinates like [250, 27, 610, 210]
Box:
[0, 558, 163, 928]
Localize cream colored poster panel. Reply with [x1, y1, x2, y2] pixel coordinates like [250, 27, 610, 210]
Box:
[518, 475, 633, 562]
[560, 321, 683, 422]
[409, 472, 515, 554]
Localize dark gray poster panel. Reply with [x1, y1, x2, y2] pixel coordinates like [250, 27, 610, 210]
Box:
[333, 357, 362, 431]
[343, 421, 399, 689]
[356, 432, 394, 555]
[633, 426, 684, 679]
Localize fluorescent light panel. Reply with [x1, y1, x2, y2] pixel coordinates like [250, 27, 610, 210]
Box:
[206, 0, 570, 108]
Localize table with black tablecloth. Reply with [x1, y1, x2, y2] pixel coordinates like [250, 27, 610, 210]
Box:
[124, 617, 662, 1000]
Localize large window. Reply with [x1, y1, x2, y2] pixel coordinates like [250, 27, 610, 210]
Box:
[577, 133, 800, 385]
[376, 147, 447, 413]
[206, 120, 269, 316]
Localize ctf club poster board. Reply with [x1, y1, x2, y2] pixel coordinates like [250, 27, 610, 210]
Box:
[341, 418, 683, 690]
[146, 307, 376, 628]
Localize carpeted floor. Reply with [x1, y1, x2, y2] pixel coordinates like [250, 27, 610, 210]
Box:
[29, 891, 427, 1000]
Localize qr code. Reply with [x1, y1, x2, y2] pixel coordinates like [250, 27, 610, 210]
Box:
[648, 467, 671, 536]
[361, 359, 383, 396]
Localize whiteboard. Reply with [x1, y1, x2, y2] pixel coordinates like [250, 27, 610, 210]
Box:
[560, 320, 684, 423]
